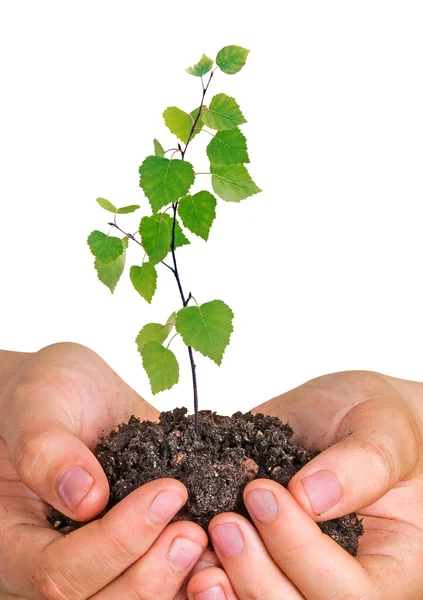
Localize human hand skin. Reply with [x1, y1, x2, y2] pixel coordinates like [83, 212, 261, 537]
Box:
[187, 371, 423, 600]
[0, 343, 212, 599]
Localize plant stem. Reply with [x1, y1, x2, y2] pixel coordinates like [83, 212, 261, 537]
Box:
[168, 70, 214, 434]
[108, 222, 141, 246]
[170, 201, 187, 306]
[181, 71, 213, 160]
[108, 222, 174, 273]
[111, 70, 214, 434]
[188, 346, 198, 432]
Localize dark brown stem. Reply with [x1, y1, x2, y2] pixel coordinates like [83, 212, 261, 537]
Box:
[181, 71, 213, 160]
[161, 261, 174, 273]
[188, 346, 199, 433]
[170, 201, 187, 306]
[108, 222, 141, 246]
[108, 222, 175, 273]
[168, 70, 214, 433]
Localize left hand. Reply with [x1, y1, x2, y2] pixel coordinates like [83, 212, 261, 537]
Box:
[186, 370, 423, 600]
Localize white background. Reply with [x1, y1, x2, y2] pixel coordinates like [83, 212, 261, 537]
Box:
[1, 1, 422, 415]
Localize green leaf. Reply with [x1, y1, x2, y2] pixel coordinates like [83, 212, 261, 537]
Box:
[130, 262, 157, 303]
[136, 320, 174, 351]
[163, 106, 192, 143]
[139, 156, 195, 213]
[117, 205, 140, 214]
[207, 128, 249, 165]
[87, 230, 124, 264]
[190, 106, 207, 140]
[166, 311, 177, 326]
[96, 197, 117, 213]
[216, 45, 250, 74]
[175, 300, 234, 365]
[139, 214, 170, 265]
[154, 138, 165, 157]
[95, 237, 128, 293]
[178, 191, 217, 241]
[161, 213, 190, 248]
[202, 94, 246, 131]
[210, 164, 261, 202]
[96, 198, 139, 214]
[141, 340, 179, 394]
[186, 54, 213, 77]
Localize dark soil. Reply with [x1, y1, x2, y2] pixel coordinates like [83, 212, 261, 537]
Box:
[48, 408, 363, 556]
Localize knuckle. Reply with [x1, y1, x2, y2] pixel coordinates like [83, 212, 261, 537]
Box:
[98, 518, 141, 564]
[122, 572, 157, 600]
[129, 585, 152, 600]
[16, 428, 55, 483]
[273, 539, 308, 570]
[357, 436, 399, 485]
[32, 566, 69, 600]
[242, 579, 274, 600]
[273, 534, 326, 572]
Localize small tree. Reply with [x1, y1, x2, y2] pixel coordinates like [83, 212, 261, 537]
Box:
[87, 45, 261, 432]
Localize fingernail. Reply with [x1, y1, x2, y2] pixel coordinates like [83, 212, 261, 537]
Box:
[195, 586, 226, 600]
[302, 469, 342, 515]
[57, 467, 94, 511]
[168, 537, 203, 572]
[149, 490, 185, 523]
[246, 489, 278, 522]
[195, 560, 217, 571]
[210, 523, 244, 558]
[189, 559, 217, 578]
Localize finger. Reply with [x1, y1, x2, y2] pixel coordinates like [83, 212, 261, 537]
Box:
[252, 369, 381, 448]
[243, 479, 373, 600]
[187, 567, 239, 600]
[208, 513, 304, 599]
[2, 417, 110, 522]
[189, 548, 221, 576]
[0, 342, 158, 521]
[2, 479, 187, 600]
[175, 548, 222, 600]
[93, 521, 207, 600]
[288, 394, 419, 520]
[253, 370, 420, 520]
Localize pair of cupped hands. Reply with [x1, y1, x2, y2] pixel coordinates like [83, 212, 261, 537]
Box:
[0, 344, 422, 600]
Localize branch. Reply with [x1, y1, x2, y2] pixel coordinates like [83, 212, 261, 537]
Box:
[109, 221, 175, 273]
[181, 71, 214, 160]
[108, 222, 141, 246]
[161, 261, 175, 273]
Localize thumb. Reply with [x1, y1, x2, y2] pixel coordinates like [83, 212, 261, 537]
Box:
[4, 418, 109, 522]
[287, 395, 420, 520]
[0, 343, 157, 522]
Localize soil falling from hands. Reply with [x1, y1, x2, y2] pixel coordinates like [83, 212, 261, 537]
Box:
[48, 408, 363, 556]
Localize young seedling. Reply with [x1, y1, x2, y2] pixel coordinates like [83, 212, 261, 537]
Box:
[87, 45, 261, 433]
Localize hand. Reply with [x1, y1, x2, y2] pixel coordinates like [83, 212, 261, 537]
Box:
[0, 343, 209, 599]
[186, 370, 423, 599]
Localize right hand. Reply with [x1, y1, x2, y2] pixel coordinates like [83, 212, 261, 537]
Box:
[0, 343, 209, 599]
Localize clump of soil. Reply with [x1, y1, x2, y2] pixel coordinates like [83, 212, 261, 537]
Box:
[48, 408, 363, 555]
